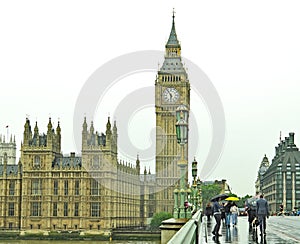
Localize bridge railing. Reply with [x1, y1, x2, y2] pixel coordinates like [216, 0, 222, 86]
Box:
[168, 209, 202, 244]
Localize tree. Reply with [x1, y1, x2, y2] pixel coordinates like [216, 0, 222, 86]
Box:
[150, 212, 173, 230]
[226, 193, 253, 208]
[237, 194, 252, 208]
[201, 184, 222, 208]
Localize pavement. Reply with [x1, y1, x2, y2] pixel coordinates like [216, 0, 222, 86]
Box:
[199, 215, 300, 243]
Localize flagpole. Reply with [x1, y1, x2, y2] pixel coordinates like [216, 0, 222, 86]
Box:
[6, 125, 9, 143]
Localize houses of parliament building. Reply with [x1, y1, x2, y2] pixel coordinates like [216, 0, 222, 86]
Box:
[0, 13, 192, 234]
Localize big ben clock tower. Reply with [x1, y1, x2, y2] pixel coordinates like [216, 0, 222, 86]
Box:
[155, 12, 190, 213]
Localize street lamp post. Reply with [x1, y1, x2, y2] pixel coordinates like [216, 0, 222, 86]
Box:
[173, 185, 179, 218]
[175, 105, 189, 219]
[191, 158, 198, 209]
[196, 178, 202, 210]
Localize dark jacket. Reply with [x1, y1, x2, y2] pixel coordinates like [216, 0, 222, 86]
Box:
[205, 206, 212, 216]
[212, 201, 222, 215]
[224, 202, 233, 213]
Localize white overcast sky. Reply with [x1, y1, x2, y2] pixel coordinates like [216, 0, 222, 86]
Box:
[1, 0, 300, 196]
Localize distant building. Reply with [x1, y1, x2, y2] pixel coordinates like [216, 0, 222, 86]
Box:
[258, 132, 300, 214]
[255, 154, 270, 195]
[202, 179, 231, 194]
[0, 134, 21, 231]
[0, 134, 16, 165]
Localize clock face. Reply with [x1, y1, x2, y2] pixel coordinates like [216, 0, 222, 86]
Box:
[163, 87, 180, 103]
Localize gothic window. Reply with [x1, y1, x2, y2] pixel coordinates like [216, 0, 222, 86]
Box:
[31, 179, 42, 195]
[9, 181, 15, 195]
[53, 202, 57, 216]
[91, 202, 100, 217]
[31, 202, 41, 216]
[64, 202, 68, 216]
[90, 179, 100, 196]
[92, 155, 99, 167]
[74, 202, 79, 216]
[64, 180, 68, 196]
[34, 155, 41, 167]
[8, 202, 14, 216]
[53, 180, 58, 195]
[75, 180, 80, 195]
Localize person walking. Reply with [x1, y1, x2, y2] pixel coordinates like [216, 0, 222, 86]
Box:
[279, 203, 284, 216]
[246, 202, 257, 231]
[256, 194, 269, 235]
[230, 202, 239, 226]
[224, 201, 233, 227]
[205, 202, 212, 222]
[221, 202, 226, 225]
[212, 198, 223, 237]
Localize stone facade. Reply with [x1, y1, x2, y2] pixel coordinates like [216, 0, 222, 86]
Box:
[255, 154, 270, 195]
[0, 13, 192, 232]
[0, 117, 155, 232]
[0, 134, 16, 165]
[258, 132, 300, 214]
[0, 136, 21, 230]
[155, 13, 190, 214]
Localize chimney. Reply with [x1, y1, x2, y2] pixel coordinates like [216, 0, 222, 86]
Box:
[279, 142, 283, 154]
[285, 137, 289, 148]
[275, 146, 279, 157]
[289, 132, 295, 146]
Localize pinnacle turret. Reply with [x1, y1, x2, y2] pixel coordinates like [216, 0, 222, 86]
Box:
[159, 10, 187, 75]
[166, 9, 180, 48]
[47, 117, 52, 132]
[56, 121, 61, 135]
[34, 121, 39, 135]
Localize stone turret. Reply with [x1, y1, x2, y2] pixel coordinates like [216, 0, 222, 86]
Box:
[23, 118, 32, 146]
[56, 121, 61, 152]
[82, 117, 88, 148]
[106, 117, 112, 146]
[276, 132, 299, 156]
[21, 117, 61, 171]
[136, 155, 140, 175]
[112, 120, 118, 154]
[0, 132, 17, 165]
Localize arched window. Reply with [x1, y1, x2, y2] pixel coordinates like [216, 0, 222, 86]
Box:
[34, 155, 40, 167]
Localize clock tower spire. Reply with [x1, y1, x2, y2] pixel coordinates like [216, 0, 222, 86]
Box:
[155, 11, 190, 213]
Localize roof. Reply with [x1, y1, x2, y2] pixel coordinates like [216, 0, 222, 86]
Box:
[159, 57, 187, 75]
[52, 156, 82, 168]
[139, 174, 156, 182]
[166, 15, 180, 47]
[266, 150, 300, 176]
[0, 164, 21, 175]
